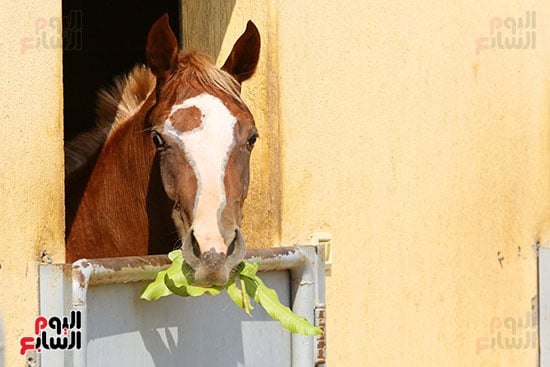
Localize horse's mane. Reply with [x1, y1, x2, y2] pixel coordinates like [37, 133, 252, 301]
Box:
[64, 65, 155, 176]
[64, 51, 241, 177]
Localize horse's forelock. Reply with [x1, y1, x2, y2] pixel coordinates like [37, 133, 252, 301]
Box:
[171, 52, 243, 104]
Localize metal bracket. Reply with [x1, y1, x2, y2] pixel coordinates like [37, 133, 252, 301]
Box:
[310, 232, 332, 275]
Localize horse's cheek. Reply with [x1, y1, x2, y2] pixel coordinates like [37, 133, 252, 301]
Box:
[159, 160, 177, 200]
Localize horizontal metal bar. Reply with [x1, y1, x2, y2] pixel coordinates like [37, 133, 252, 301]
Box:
[72, 246, 306, 287]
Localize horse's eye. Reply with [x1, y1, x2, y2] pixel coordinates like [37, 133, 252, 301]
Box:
[247, 134, 258, 150]
[152, 132, 166, 150]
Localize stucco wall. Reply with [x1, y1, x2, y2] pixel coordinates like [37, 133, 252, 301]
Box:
[214, 1, 550, 365]
[275, 1, 550, 366]
[0, 1, 65, 366]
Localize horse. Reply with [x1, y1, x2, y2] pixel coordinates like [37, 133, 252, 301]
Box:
[65, 14, 261, 287]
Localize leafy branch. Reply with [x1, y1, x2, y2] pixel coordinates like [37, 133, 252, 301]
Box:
[141, 250, 322, 336]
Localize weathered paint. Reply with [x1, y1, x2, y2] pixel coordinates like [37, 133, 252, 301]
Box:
[69, 247, 304, 287]
[0, 1, 65, 366]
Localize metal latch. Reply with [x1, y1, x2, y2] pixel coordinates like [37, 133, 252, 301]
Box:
[314, 303, 327, 366]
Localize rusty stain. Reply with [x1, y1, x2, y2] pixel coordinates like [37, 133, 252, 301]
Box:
[245, 247, 296, 259]
[68, 247, 307, 286]
[62, 264, 72, 277]
[70, 247, 297, 270]
[86, 255, 171, 272]
[72, 260, 91, 288]
[72, 268, 86, 288]
[78, 260, 90, 268]
[315, 304, 327, 365]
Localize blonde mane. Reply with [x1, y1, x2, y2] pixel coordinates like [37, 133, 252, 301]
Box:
[64, 65, 155, 176]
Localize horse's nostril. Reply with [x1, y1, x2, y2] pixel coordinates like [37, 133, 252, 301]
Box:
[190, 231, 201, 258]
[182, 230, 201, 269]
[226, 233, 237, 257]
[225, 228, 246, 269]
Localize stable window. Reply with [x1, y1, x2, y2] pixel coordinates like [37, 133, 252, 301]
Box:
[62, 0, 180, 140]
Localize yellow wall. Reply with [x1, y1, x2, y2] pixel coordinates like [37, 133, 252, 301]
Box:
[275, 1, 550, 366]
[213, 1, 550, 365]
[203, 0, 550, 366]
[0, 1, 65, 366]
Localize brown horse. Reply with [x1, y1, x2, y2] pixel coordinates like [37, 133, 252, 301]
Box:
[65, 15, 261, 286]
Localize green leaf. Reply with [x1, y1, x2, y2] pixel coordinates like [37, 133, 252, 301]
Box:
[164, 250, 223, 296]
[140, 268, 172, 300]
[140, 250, 188, 300]
[167, 249, 181, 262]
[165, 251, 191, 286]
[164, 272, 190, 297]
[239, 262, 259, 278]
[239, 277, 254, 315]
[241, 275, 258, 300]
[141, 253, 323, 336]
[165, 273, 223, 297]
[225, 279, 243, 308]
[226, 278, 253, 315]
[187, 283, 223, 296]
[252, 276, 323, 336]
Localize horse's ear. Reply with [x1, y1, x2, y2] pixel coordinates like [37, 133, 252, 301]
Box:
[146, 14, 178, 80]
[222, 21, 261, 83]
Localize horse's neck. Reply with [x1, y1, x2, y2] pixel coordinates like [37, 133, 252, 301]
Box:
[66, 103, 176, 261]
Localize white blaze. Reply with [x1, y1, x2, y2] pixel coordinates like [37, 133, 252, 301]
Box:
[164, 93, 236, 253]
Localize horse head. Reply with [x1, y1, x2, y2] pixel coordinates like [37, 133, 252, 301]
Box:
[145, 15, 260, 286]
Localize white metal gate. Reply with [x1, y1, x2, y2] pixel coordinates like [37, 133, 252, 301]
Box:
[37, 246, 326, 367]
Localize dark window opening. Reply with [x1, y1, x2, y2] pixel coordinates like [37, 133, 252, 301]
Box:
[62, 1, 180, 140]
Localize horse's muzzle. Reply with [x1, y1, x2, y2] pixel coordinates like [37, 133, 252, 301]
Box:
[182, 228, 246, 286]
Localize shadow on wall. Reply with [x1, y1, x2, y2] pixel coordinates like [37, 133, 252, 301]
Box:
[181, 0, 237, 60]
